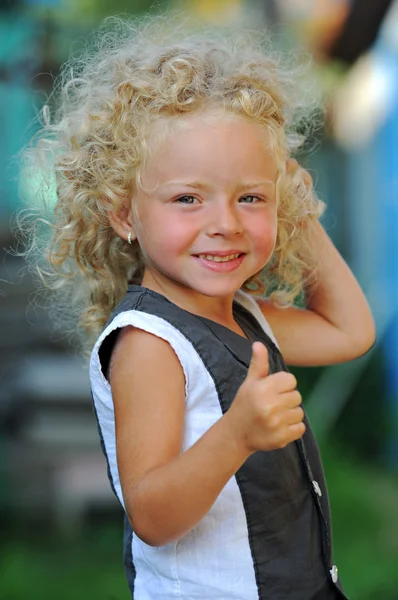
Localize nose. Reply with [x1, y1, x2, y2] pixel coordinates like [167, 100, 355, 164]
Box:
[206, 201, 243, 237]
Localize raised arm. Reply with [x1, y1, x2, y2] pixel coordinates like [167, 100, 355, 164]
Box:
[257, 219, 376, 366]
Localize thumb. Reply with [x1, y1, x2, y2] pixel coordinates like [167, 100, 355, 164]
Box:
[247, 342, 269, 380]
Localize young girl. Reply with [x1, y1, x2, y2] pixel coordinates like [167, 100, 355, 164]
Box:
[24, 15, 375, 600]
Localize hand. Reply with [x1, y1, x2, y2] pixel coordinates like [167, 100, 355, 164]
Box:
[286, 158, 313, 188]
[283, 157, 325, 228]
[227, 342, 305, 454]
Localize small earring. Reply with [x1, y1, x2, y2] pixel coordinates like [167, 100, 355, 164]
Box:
[127, 232, 132, 245]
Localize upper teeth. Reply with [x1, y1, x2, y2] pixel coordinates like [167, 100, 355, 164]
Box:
[197, 253, 240, 262]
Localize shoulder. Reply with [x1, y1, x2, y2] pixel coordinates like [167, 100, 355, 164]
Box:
[109, 325, 186, 396]
[90, 307, 196, 392]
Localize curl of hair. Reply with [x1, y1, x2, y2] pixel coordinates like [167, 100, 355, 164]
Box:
[19, 14, 324, 353]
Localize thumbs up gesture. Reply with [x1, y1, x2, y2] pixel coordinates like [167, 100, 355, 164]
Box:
[227, 342, 305, 454]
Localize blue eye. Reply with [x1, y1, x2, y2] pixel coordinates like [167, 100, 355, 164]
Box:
[239, 195, 262, 203]
[175, 195, 197, 204]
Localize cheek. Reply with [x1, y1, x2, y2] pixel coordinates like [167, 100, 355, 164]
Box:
[136, 211, 197, 256]
[252, 215, 278, 255]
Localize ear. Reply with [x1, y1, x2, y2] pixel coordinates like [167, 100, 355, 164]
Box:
[108, 202, 137, 243]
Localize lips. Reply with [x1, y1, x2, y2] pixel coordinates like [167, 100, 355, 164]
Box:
[193, 250, 245, 260]
[196, 253, 242, 263]
[192, 251, 246, 272]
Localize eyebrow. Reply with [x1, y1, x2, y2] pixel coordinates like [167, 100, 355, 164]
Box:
[162, 180, 275, 190]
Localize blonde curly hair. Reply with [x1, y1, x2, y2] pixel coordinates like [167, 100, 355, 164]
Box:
[20, 14, 324, 351]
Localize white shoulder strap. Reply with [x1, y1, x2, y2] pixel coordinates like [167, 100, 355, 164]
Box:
[234, 290, 279, 348]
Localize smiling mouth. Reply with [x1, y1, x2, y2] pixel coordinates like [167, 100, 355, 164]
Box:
[195, 253, 244, 263]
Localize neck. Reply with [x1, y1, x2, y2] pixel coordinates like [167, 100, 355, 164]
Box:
[140, 272, 237, 326]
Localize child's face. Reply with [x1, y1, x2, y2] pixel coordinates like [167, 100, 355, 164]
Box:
[132, 112, 279, 308]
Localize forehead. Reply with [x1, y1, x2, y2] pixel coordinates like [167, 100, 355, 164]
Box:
[143, 111, 281, 185]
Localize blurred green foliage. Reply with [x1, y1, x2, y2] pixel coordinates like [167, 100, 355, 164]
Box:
[324, 444, 398, 600]
[1, 520, 130, 600]
[48, 0, 169, 24]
